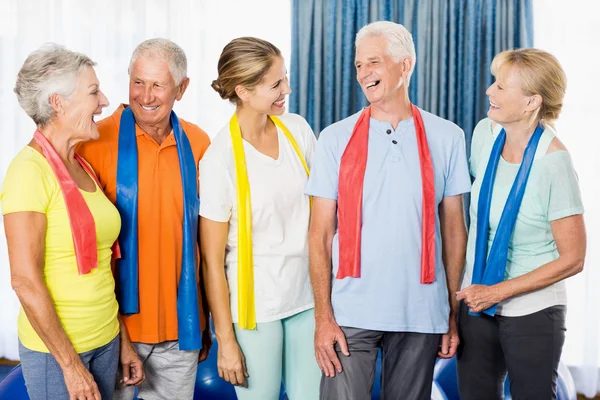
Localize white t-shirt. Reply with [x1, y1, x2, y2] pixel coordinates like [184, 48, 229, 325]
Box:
[199, 113, 316, 323]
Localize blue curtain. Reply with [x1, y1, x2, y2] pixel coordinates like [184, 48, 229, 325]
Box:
[290, 0, 533, 154]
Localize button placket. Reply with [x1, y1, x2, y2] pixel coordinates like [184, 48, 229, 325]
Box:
[389, 128, 403, 161]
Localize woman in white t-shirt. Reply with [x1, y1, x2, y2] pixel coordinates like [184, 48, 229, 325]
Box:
[200, 37, 320, 400]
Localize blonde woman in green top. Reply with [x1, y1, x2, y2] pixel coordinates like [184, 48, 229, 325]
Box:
[456, 49, 586, 399]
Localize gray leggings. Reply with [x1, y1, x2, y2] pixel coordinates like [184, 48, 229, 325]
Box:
[457, 302, 566, 400]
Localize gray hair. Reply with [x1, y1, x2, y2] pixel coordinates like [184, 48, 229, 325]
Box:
[14, 43, 96, 127]
[355, 21, 417, 86]
[129, 38, 187, 85]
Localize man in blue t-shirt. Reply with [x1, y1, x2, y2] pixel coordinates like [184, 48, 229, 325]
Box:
[306, 21, 471, 399]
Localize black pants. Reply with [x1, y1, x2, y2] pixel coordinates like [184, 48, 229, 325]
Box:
[319, 327, 441, 400]
[457, 301, 566, 400]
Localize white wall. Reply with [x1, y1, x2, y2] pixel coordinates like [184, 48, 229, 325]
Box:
[533, 0, 600, 396]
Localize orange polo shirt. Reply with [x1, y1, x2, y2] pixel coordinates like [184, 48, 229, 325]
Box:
[77, 104, 210, 344]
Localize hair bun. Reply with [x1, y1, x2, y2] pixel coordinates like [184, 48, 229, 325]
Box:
[211, 79, 227, 99]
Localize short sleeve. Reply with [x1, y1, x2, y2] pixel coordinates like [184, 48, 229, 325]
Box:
[469, 118, 495, 179]
[304, 128, 340, 200]
[546, 152, 584, 221]
[0, 158, 53, 215]
[282, 113, 317, 169]
[301, 119, 317, 169]
[444, 129, 472, 197]
[199, 158, 233, 222]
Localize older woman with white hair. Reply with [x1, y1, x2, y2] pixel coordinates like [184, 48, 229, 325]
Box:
[0, 44, 123, 400]
[456, 48, 586, 399]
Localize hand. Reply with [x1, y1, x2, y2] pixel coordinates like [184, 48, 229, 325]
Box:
[217, 338, 248, 387]
[62, 361, 101, 400]
[438, 313, 459, 359]
[199, 328, 213, 362]
[456, 284, 502, 313]
[119, 341, 145, 386]
[314, 318, 349, 378]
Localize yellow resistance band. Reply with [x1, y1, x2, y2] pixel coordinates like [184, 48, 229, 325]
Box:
[230, 113, 310, 329]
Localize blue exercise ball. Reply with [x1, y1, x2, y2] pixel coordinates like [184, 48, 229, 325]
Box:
[431, 380, 449, 400]
[370, 349, 382, 399]
[433, 357, 460, 400]
[556, 362, 577, 400]
[0, 365, 29, 400]
[434, 356, 578, 400]
[504, 361, 577, 400]
[194, 332, 287, 400]
[194, 335, 236, 400]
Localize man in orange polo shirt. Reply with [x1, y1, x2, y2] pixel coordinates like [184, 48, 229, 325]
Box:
[78, 38, 211, 400]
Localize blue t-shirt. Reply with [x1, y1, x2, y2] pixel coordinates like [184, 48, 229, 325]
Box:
[305, 107, 471, 333]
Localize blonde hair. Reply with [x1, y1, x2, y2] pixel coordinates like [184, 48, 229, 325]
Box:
[491, 48, 566, 124]
[212, 37, 281, 105]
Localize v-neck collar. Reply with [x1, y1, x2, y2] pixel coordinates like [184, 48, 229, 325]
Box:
[241, 126, 284, 166]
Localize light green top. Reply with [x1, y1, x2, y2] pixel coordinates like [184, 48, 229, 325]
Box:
[461, 118, 584, 316]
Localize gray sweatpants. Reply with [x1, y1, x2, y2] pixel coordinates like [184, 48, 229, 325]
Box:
[320, 327, 441, 400]
[113, 340, 199, 400]
[456, 302, 566, 400]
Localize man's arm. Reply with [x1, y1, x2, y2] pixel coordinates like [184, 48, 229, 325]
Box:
[309, 197, 349, 377]
[309, 197, 336, 321]
[116, 314, 145, 386]
[438, 194, 467, 358]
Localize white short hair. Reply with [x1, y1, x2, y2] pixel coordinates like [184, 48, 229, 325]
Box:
[129, 38, 187, 85]
[14, 43, 95, 127]
[355, 21, 417, 85]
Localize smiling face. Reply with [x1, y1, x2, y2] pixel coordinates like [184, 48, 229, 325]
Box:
[128, 55, 188, 129]
[354, 35, 411, 105]
[60, 65, 109, 141]
[486, 65, 541, 126]
[238, 56, 290, 116]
